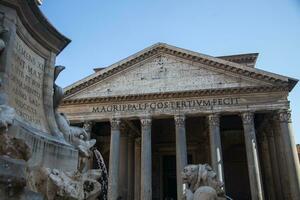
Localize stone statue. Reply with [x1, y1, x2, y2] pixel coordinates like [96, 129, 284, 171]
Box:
[55, 112, 96, 158]
[0, 101, 15, 132]
[0, 25, 8, 53]
[182, 164, 225, 200]
[28, 167, 102, 200]
[53, 66, 96, 159]
[25, 66, 105, 199]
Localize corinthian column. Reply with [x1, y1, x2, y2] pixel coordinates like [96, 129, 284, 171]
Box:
[174, 115, 188, 200]
[134, 138, 141, 200]
[208, 114, 225, 188]
[241, 112, 264, 200]
[276, 110, 300, 200]
[108, 118, 121, 200]
[127, 134, 135, 200]
[140, 117, 152, 200]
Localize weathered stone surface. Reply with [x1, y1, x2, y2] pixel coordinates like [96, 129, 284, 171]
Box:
[182, 164, 225, 200]
[28, 167, 101, 200]
[0, 133, 31, 161]
[0, 156, 44, 200]
[0, 0, 78, 172]
[8, 34, 49, 132]
[70, 55, 266, 99]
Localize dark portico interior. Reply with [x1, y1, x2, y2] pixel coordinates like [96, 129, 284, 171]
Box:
[84, 113, 282, 200]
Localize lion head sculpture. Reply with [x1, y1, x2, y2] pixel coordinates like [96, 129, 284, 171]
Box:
[182, 164, 224, 197]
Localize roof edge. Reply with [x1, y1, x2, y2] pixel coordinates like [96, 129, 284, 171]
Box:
[63, 43, 297, 97]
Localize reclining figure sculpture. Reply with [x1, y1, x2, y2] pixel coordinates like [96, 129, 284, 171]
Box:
[182, 164, 225, 200]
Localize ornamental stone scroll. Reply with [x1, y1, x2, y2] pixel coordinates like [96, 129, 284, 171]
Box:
[241, 112, 254, 125]
[277, 110, 292, 123]
[140, 116, 152, 128]
[174, 115, 186, 127]
[110, 118, 122, 130]
[208, 114, 220, 127]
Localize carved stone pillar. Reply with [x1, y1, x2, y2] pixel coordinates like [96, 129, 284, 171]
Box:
[108, 118, 121, 200]
[272, 116, 291, 199]
[134, 138, 141, 200]
[208, 114, 225, 188]
[174, 115, 188, 200]
[276, 110, 300, 200]
[265, 126, 284, 200]
[140, 117, 152, 200]
[119, 125, 128, 199]
[241, 112, 264, 200]
[257, 130, 275, 200]
[127, 134, 135, 200]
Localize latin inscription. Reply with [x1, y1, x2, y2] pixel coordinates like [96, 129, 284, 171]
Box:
[8, 35, 47, 131]
[92, 97, 240, 113]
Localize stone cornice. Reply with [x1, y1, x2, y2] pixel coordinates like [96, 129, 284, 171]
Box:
[1, 0, 71, 54]
[64, 43, 297, 98]
[61, 85, 289, 105]
[217, 53, 258, 67]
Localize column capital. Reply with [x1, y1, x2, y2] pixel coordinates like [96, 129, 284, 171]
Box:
[140, 116, 152, 128]
[174, 115, 185, 127]
[208, 113, 220, 126]
[110, 118, 121, 130]
[276, 110, 292, 123]
[241, 112, 254, 125]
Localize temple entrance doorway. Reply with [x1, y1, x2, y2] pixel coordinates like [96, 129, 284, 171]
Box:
[221, 115, 251, 200]
[162, 155, 177, 200]
[161, 154, 194, 200]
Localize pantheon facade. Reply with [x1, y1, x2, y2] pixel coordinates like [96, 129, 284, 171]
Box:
[59, 43, 300, 200]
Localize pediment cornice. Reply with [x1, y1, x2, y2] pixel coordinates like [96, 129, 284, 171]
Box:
[64, 43, 297, 98]
[62, 85, 288, 105]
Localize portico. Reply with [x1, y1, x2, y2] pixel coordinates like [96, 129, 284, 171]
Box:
[59, 43, 300, 200]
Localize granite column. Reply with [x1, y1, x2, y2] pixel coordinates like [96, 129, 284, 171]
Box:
[127, 134, 135, 200]
[134, 138, 141, 200]
[208, 114, 225, 187]
[108, 118, 121, 200]
[277, 110, 300, 199]
[140, 117, 152, 200]
[241, 112, 264, 200]
[174, 115, 188, 200]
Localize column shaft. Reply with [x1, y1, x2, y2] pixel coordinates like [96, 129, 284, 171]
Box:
[108, 118, 121, 200]
[174, 115, 188, 200]
[134, 138, 141, 200]
[277, 110, 300, 200]
[273, 119, 291, 199]
[241, 112, 264, 200]
[140, 117, 152, 200]
[208, 114, 225, 187]
[258, 132, 275, 200]
[127, 135, 135, 200]
[119, 132, 128, 199]
[266, 128, 284, 200]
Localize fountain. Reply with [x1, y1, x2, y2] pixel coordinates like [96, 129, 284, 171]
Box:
[94, 149, 108, 200]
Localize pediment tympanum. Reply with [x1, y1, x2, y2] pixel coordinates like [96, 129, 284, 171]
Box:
[63, 43, 297, 102]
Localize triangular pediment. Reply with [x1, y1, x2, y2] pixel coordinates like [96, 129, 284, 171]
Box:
[64, 43, 297, 101]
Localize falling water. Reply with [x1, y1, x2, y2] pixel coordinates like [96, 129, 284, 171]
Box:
[93, 149, 108, 200]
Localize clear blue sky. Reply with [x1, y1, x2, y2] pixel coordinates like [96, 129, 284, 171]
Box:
[41, 0, 300, 143]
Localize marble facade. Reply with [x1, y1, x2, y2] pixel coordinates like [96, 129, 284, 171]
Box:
[60, 43, 300, 199]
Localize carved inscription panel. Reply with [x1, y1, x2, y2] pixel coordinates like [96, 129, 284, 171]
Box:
[8, 34, 49, 132]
